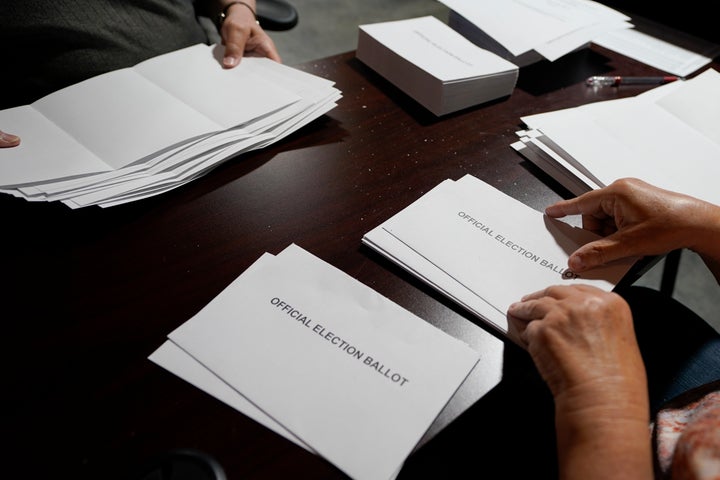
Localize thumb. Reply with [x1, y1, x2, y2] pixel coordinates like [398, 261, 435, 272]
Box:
[569, 234, 635, 272]
[0, 130, 20, 147]
[222, 38, 246, 68]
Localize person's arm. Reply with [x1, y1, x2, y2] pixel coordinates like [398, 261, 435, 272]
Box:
[545, 177, 720, 283]
[508, 284, 654, 480]
[0, 129, 20, 148]
[199, 0, 281, 67]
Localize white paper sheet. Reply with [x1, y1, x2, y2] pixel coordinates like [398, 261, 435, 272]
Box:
[0, 43, 341, 207]
[593, 22, 720, 77]
[149, 340, 313, 452]
[520, 69, 720, 206]
[440, 0, 630, 59]
[166, 244, 480, 480]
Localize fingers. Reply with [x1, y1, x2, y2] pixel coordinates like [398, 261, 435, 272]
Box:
[507, 284, 608, 348]
[546, 190, 615, 227]
[508, 284, 605, 321]
[244, 32, 282, 62]
[507, 286, 563, 347]
[545, 197, 582, 218]
[508, 285, 571, 319]
[545, 188, 607, 218]
[220, 6, 281, 67]
[220, 21, 250, 67]
[570, 222, 652, 272]
[545, 180, 658, 271]
[567, 237, 623, 272]
[0, 130, 20, 148]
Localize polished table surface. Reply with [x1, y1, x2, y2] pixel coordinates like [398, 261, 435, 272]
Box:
[3, 44, 718, 479]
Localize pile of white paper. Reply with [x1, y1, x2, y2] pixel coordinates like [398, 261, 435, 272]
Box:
[440, 0, 632, 66]
[512, 68, 720, 206]
[591, 19, 720, 77]
[150, 244, 483, 480]
[357, 16, 518, 116]
[363, 175, 636, 337]
[0, 44, 341, 208]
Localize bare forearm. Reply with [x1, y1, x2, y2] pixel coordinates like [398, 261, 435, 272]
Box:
[553, 383, 653, 480]
[556, 410, 654, 480]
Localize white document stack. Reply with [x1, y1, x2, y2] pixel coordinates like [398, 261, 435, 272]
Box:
[0, 44, 342, 208]
[150, 244, 490, 480]
[440, 0, 633, 66]
[362, 175, 636, 337]
[512, 68, 720, 206]
[356, 16, 519, 116]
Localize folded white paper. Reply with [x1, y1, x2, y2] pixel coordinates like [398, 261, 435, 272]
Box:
[516, 68, 720, 206]
[163, 244, 480, 480]
[0, 44, 341, 208]
[593, 24, 720, 77]
[440, 0, 631, 66]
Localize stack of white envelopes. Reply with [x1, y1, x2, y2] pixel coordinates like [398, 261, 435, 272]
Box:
[357, 16, 518, 116]
[512, 68, 720, 206]
[0, 44, 341, 208]
[440, 0, 633, 66]
[363, 175, 636, 337]
[150, 244, 489, 480]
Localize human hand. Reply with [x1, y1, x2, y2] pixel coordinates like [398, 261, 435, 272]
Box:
[508, 284, 645, 401]
[0, 129, 20, 148]
[545, 178, 720, 272]
[508, 284, 652, 478]
[218, 1, 282, 67]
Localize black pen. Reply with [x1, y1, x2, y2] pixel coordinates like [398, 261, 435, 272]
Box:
[585, 75, 681, 87]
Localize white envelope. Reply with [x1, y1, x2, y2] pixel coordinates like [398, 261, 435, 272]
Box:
[167, 244, 480, 480]
[365, 175, 637, 337]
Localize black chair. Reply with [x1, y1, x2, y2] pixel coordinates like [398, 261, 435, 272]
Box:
[257, 0, 298, 31]
[135, 449, 227, 480]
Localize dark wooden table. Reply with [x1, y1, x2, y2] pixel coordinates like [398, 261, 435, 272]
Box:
[3, 44, 716, 479]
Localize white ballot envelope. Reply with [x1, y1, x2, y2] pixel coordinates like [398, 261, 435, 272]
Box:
[163, 244, 480, 480]
[364, 175, 637, 336]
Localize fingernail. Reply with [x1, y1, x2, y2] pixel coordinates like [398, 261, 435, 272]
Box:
[223, 56, 238, 67]
[569, 256, 585, 271]
[0, 131, 20, 146]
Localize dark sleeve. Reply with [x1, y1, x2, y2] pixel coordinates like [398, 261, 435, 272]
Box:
[0, 0, 210, 108]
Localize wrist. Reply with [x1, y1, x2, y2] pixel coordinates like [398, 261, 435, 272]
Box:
[216, 1, 258, 29]
[555, 399, 653, 480]
[690, 201, 720, 256]
[556, 416, 654, 480]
